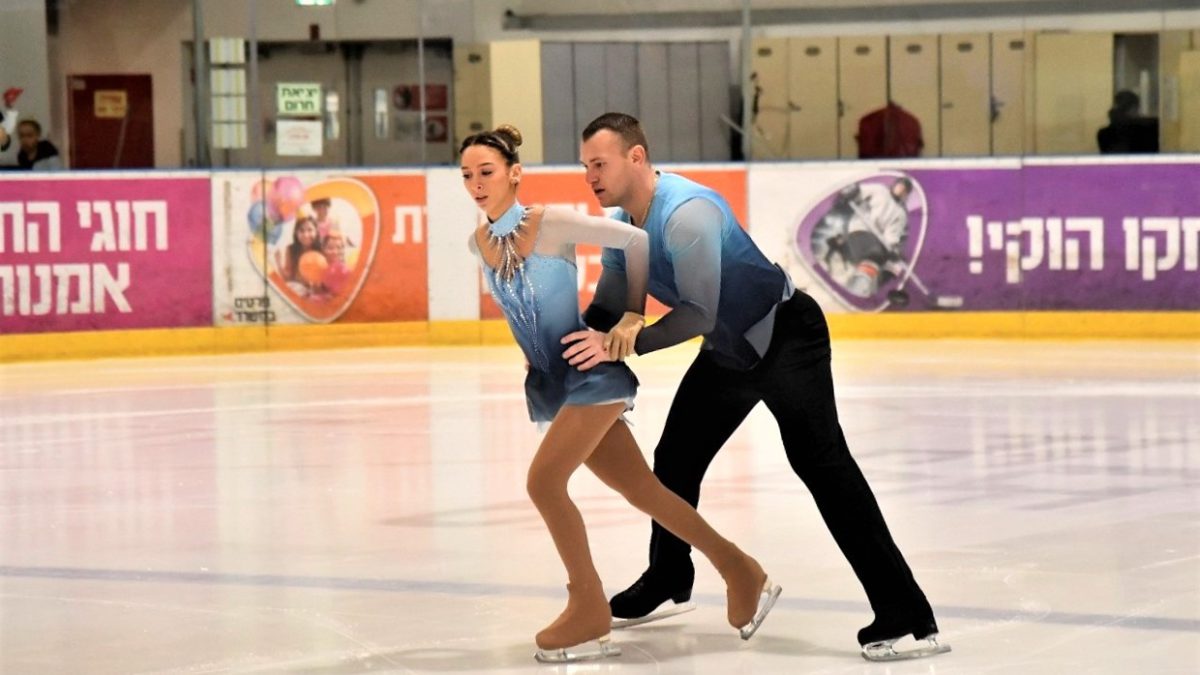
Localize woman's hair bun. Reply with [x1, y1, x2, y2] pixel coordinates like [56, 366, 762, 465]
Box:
[494, 124, 523, 148]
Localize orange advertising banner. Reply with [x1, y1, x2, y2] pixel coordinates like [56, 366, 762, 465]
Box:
[213, 171, 428, 325]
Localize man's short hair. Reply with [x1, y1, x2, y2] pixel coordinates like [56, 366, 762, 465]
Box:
[582, 112, 649, 158]
[17, 119, 41, 135]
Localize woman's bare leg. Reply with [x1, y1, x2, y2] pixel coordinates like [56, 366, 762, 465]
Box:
[526, 402, 625, 650]
[584, 420, 772, 629]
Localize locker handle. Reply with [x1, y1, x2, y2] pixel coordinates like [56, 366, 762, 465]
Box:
[942, 102, 955, 109]
[837, 100, 845, 117]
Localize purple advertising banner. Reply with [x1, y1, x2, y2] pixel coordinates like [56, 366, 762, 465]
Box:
[786, 162, 1199, 311]
[0, 175, 213, 333]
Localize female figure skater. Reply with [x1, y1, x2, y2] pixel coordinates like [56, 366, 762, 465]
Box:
[461, 125, 782, 663]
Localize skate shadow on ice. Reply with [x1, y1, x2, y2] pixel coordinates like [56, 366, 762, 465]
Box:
[287, 626, 849, 672]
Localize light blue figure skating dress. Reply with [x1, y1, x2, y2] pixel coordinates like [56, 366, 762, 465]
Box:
[471, 202, 650, 425]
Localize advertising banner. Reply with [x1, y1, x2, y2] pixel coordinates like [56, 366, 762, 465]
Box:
[752, 161, 1200, 312]
[212, 171, 428, 325]
[0, 175, 212, 333]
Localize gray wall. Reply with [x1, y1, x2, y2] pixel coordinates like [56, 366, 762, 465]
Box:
[541, 41, 733, 164]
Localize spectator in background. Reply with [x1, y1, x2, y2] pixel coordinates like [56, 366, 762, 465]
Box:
[16, 119, 62, 170]
[856, 102, 923, 159]
[1097, 90, 1159, 154]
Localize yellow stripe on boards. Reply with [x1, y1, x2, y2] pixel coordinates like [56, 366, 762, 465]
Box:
[1, 313, 1197, 363]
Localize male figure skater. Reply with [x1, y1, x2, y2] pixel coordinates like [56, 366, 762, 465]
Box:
[561, 112, 949, 662]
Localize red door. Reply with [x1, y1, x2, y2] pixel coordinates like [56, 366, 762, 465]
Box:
[68, 74, 154, 168]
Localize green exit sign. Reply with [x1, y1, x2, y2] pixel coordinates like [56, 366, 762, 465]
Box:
[295, 0, 335, 5]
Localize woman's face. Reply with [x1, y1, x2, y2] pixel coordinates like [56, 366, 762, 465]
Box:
[297, 221, 317, 247]
[461, 144, 518, 217]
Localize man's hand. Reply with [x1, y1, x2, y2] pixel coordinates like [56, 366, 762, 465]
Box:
[606, 312, 644, 360]
[560, 329, 613, 371]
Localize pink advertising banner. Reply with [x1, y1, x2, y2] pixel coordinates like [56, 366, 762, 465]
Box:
[0, 175, 213, 334]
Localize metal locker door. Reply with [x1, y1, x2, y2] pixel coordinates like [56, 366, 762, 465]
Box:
[838, 36, 887, 159]
[940, 33, 991, 157]
[786, 37, 838, 159]
[889, 34, 940, 157]
[1034, 32, 1113, 155]
[1180, 51, 1200, 152]
[1158, 31, 1193, 153]
[750, 37, 789, 160]
[991, 32, 1032, 156]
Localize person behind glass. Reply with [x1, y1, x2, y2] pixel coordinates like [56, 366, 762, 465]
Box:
[1097, 90, 1159, 154]
[568, 112, 948, 662]
[461, 124, 781, 663]
[16, 120, 62, 170]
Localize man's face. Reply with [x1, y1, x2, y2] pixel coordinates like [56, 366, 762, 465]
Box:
[580, 129, 638, 209]
[17, 125, 38, 153]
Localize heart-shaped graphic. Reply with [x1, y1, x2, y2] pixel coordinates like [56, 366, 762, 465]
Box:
[246, 177, 381, 323]
[791, 171, 929, 312]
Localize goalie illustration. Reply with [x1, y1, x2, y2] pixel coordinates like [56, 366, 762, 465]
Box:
[794, 171, 957, 311]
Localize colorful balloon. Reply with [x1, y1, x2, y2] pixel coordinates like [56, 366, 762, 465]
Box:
[247, 201, 269, 239]
[298, 251, 328, 285]
[273, 177, 305, 221]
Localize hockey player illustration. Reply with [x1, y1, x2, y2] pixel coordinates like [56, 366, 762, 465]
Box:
[813, 176, 913, 299]
[796, 172, 957, 311]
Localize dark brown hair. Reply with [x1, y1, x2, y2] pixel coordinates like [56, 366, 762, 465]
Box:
[582, 112, 648, 158]
[17, 119, 42, 135]
[459, 124, 522, 164]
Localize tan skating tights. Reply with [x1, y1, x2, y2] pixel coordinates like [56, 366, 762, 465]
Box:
[527, 402, 762, 648]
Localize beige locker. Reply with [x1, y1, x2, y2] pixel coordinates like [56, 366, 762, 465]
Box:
[1034, 32, 1113, 155]
[838, 35, 887, 159]
[889, 34, 940, 157]
[1159, 32, 1194, 153]
[1180, 51, 1200, 152]
[751, 37, 790, 159]
[786, 37, 839, 159]
[991, 32, 1034, 156]
[489, 41, 543, 164]
[940, 33, 991, 156]
[453, 43, 491, 150]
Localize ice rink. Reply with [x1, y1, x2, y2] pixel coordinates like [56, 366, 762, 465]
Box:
[2, 340, 1197, 673]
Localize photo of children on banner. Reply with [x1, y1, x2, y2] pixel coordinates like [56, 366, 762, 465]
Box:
[249, 177, 363, 301]
[796, 172, 936, 312]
